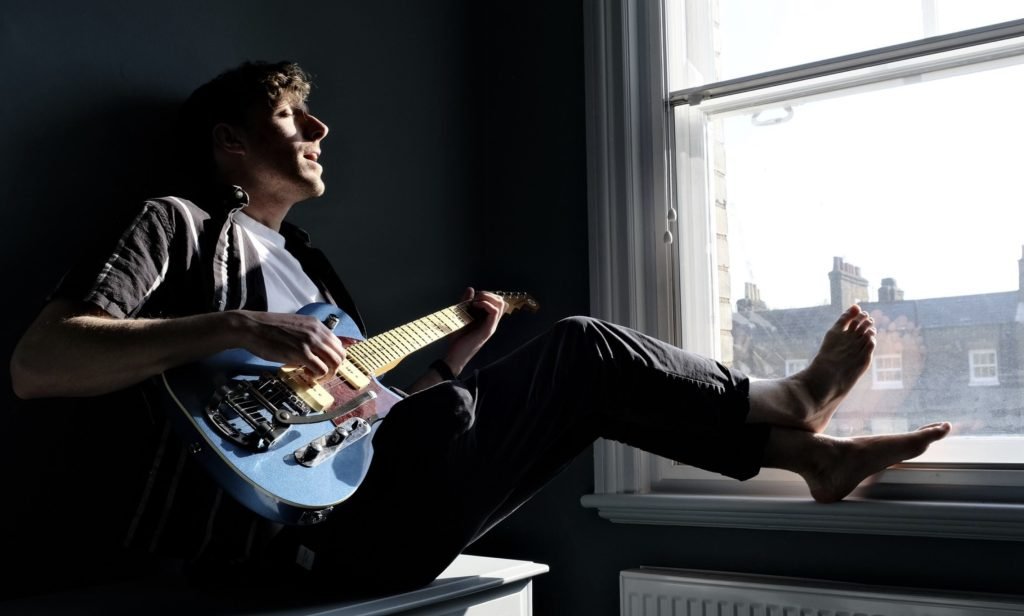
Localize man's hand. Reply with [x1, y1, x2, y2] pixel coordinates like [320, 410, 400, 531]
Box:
[443, 287, 505, 376]
[232, 310, 347, 380]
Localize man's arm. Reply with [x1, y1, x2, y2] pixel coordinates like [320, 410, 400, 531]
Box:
[10, 299, 347, 399]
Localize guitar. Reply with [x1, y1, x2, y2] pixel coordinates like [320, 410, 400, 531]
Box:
[157, 292, 539, 525]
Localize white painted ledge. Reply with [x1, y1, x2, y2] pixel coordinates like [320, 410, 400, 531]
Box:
[0, 554, 549, 616]
[581, 493, 1024, 541]
[282, 554, 549, 616]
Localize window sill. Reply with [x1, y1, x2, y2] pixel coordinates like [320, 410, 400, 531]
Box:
[579, 493, 1024, 542]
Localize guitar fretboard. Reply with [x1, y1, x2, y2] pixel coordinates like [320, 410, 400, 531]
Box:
[344, 302, 475, 376]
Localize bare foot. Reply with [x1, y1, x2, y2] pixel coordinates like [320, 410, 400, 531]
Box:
[794, 305, 876, 431]
[801, 422, 952, 503]
[748, 305, 875, 432]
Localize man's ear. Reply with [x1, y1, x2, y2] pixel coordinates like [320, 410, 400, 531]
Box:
[212, 123, 247, 156]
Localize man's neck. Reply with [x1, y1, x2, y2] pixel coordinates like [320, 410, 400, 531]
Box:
[241, 200, 291, 231]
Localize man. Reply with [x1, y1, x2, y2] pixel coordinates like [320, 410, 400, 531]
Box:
[10, 61, 950, 596]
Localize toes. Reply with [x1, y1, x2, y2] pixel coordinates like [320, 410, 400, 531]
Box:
[853, 315, 875, 336]
[832, 305, 863, 331]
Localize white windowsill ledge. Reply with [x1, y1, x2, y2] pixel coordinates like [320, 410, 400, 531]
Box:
[580, 493, 1024, 542]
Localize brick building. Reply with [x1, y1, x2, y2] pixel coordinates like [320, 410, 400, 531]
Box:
[732, 253, 1024, 437]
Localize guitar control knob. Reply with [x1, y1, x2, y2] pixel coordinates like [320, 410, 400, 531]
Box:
[298, 443, 323, 464]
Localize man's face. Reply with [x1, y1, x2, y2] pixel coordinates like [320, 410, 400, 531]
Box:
[240, 93, 330, 202]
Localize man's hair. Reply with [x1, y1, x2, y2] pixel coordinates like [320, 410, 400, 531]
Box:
[178, 60, 314, 185]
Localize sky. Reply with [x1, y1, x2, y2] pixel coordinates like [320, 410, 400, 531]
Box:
[671, 1, 1024, 309]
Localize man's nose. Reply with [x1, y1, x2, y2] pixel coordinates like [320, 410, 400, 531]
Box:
[305, 113, 329, 141]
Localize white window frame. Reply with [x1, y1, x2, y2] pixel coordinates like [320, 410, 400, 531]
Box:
[871, 353, 904, 390]
[581, 0, 1024, 541]
[969, 349, 1000, 386]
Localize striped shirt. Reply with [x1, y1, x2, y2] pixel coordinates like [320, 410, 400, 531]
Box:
[47, 185, 365, 575]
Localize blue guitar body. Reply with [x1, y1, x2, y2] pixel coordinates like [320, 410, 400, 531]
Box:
[157, 303, 402, 525]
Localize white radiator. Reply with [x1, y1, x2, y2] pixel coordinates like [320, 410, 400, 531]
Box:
[621, 568, 1024, 616]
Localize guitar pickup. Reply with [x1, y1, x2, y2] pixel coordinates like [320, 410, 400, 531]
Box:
[293, 416, 372, 468]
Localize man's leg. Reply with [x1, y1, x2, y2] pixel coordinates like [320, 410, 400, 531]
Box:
[291, 313, 948, 591]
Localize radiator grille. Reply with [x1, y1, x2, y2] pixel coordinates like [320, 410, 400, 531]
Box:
[621, 568, 1024, 616]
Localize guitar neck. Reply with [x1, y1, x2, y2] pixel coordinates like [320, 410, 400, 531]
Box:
[345, 302, 476, 376]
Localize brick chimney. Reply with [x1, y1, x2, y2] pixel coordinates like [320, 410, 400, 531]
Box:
[737, 282, 767, 314]
[878, 277, 904, 303]
[829, 257, 869, 308]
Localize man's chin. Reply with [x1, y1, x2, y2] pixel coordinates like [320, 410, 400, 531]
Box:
[304, 176, 326, 196]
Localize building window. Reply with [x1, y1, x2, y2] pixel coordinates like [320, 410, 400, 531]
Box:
[784, 359, 807, 376]
[969, 349, 999, 386]
[872, 354, 904, 390]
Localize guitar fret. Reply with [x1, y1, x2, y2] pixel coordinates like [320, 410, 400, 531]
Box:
[393, 329, 417, 352]
[380, 332, 406, 359]
[349, 342, 373, 366]
[424, 315, 449, 335]
[440, 310, 464, 330]
[385, 333, 409, 358]
[404, 322, 425, 342]
[394, 326, 419, 349]
[412, 321, 433, 339]
[346, 350, 372, 375]
[337, 295, 533, 378]
[371, 336, 394, 364]
[452, 307, 471, 325]
[406, 321, 427, 342]
[427, 314, 448, 334]
[410, 320, 435, 343]
[357, 342, 387, 371]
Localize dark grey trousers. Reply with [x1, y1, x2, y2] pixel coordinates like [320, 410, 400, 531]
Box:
[277, 316, 769, 595]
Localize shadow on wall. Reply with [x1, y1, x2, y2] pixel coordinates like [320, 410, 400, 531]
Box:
[2, 95, 188, 597]
[5, 94, 185, 330]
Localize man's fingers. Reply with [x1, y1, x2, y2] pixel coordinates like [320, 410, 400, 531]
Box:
[287, 318, 344, 377]
[240, 310, 349, 379]
[307, 326, 347, 379]
[300, 344, 331, 379]
[473, 291, 506, 312]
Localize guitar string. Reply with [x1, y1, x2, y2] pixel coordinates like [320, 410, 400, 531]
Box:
[275, 294, 525, 395]
[316, 300, 478, 390]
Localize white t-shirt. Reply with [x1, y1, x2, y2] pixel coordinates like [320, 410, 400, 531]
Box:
[235, 212, 327, 313]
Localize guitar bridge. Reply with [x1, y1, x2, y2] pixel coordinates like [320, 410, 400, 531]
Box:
[206, 374, 320, 451]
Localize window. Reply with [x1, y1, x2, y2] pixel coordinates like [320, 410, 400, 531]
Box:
[665, 0, 1024, 464]
[583, 0, 1024, 538]
[969, 349, 999, 386]
[871, 354, 904, 390]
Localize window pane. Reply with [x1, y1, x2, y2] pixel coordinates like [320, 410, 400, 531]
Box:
[710, 60, 1024, 463]
[713, 1, 1023, 84]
